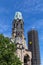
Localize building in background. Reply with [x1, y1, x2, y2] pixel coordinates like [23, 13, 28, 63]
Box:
[28, 30, 40, 65]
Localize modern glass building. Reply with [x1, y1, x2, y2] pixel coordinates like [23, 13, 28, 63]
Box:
[28, 30, 40, 65]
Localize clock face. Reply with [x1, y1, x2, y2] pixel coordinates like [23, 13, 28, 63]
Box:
[16, 37, 22, 44]
[16, 31, 21, 36]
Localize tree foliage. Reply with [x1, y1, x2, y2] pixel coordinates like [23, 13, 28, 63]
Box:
[0, 34, 22, 65]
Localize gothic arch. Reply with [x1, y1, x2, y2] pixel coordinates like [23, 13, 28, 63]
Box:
[24, 54, 30, 65]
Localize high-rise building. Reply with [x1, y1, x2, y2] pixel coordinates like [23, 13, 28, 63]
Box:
[28, 30, 40, 65]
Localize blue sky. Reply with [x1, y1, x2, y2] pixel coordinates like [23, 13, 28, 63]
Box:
[0, 0, 43, 65]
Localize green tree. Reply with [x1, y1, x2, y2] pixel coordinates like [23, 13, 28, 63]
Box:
[0, 34, 22, 65]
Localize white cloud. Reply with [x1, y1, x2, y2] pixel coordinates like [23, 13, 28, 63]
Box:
[19, 0, 43, 13]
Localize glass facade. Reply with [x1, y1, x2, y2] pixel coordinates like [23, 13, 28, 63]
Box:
[28, 30, 40, 65]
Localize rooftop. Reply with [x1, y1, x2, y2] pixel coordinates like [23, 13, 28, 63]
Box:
[14, 12, 23, 19]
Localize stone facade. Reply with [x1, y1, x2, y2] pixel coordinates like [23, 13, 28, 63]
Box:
[11, 12, 32, 65]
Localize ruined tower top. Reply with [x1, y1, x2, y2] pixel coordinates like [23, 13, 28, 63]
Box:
[14, 12, 23, 20]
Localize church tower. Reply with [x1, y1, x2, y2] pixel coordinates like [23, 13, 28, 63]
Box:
[12, 12, 24, 43]
[11, 12, 32, 65]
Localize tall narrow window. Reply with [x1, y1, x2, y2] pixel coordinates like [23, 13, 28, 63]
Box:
[21, 24, 23, 29]
[14, 24, 15, 28]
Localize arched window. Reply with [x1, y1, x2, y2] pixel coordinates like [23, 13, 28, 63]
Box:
[24, 55, 30, 65]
